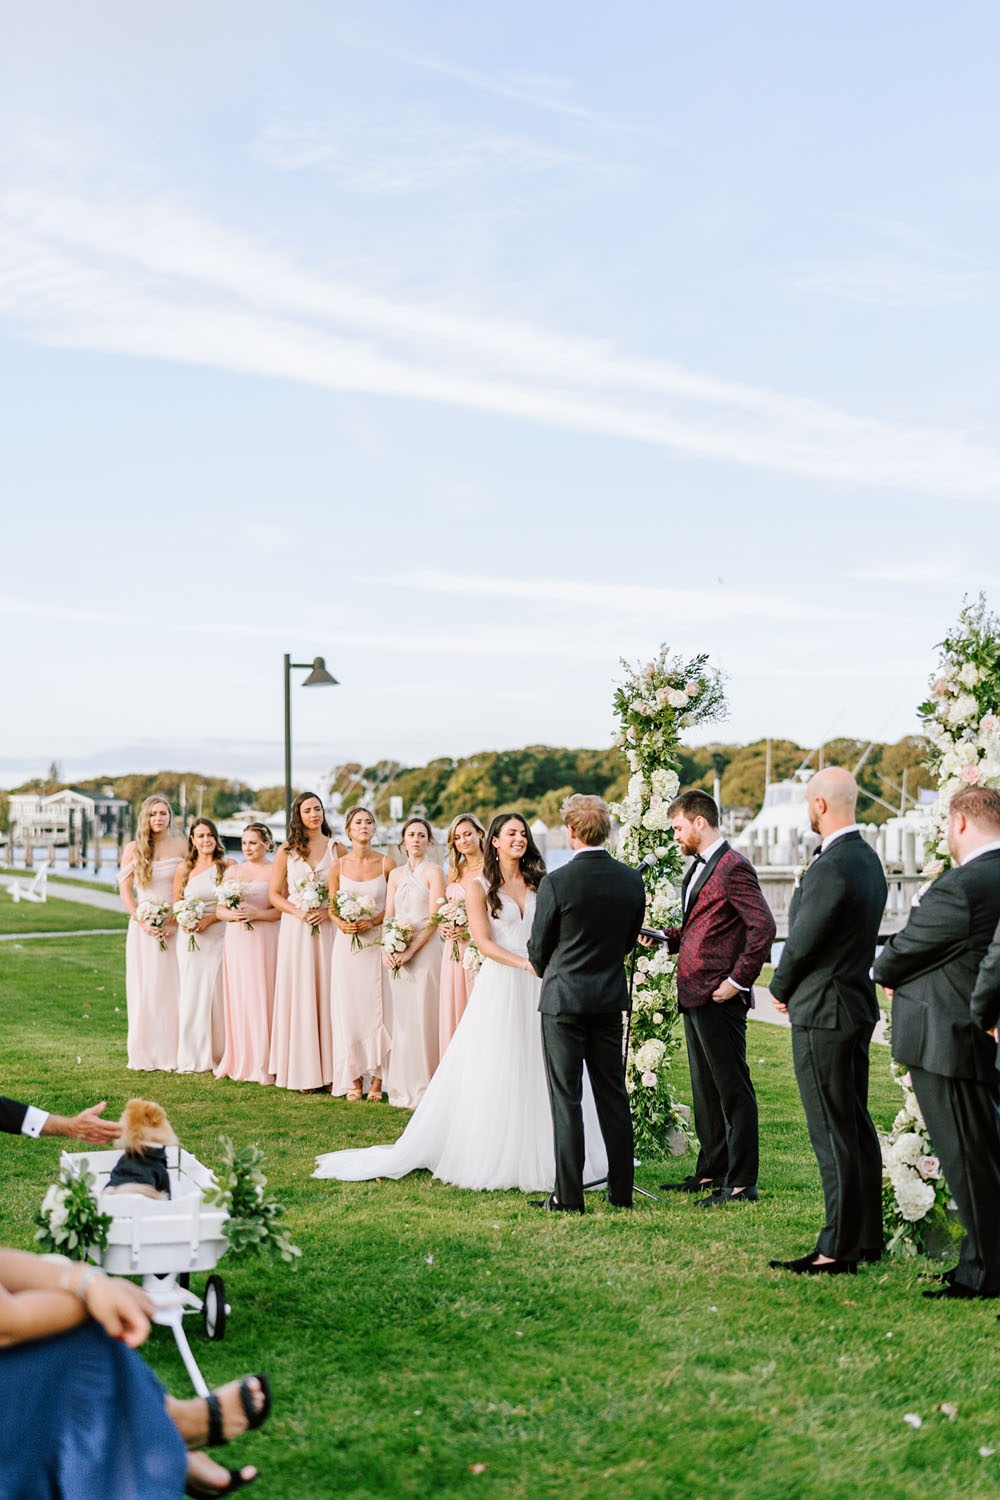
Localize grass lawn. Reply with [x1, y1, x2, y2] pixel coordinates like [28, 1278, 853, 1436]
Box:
[0, 894, 128, 934]
[1, 935, 996, 1500]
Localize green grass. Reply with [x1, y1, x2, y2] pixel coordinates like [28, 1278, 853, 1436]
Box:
[0, 935, 995, 1499]
[0, 894, 128, 934]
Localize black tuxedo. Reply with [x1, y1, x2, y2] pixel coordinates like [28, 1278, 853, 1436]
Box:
[876, 849, 1000, 1292]
[771, 831, 887, 1260]
[0, 1097, 30, 1134]
[528, 849, 646, 1209]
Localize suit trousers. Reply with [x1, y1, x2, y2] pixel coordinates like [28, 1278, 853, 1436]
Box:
[791, 1021, 883, 1260]
[541, 1012, 634, 1209]
[910, 1066, 1000, 1293]
[683, 999, 759, 1188]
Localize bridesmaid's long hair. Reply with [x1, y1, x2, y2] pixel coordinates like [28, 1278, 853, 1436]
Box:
[285, 792, 332, 862]
[446, 813, 485, 883]
[181, 817, 228, 888]
[133, 796, 173, 889]
[482, 813, 546, 918]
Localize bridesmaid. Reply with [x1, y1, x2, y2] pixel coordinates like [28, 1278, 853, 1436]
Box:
[119, 796, 186, 1072]
[438, 814, 485, 1056]
[383, 817, 446, 1109]
[268, 793, 337, 1091]
[215, 821, 281, 1085]
[173, 818, 234, 1074]
[329, 807, 396, 1102]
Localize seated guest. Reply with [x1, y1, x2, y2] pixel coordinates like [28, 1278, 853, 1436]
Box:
[0, 1247, 271, 1497]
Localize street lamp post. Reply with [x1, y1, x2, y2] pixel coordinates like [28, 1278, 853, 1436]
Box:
[283, 654, 339, 827]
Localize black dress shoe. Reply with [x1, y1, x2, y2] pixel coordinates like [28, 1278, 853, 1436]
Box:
[768, 1253, 857, 1275]
[859, 1248, 883, 1264]
[599, 1193, 633, 1208]
[658, 1175, 718, 1193]
[528, 1194, 584, 1215]
[697, 1186, 759, 1207]
[922, 1281, 998, 1301]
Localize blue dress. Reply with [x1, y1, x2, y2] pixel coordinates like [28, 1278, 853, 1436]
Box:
[0, 1321, 186, 1499]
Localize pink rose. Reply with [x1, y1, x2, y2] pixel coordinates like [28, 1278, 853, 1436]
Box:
[642, 663, 656, 679]
[931, 677, 949, 696]
[684, 680, 700, 696]
[917, 1155, 940, 1180]
[960, 763, 982, 784]
[641, 1071, 657, 1088]
[982, 715, 1000, 734]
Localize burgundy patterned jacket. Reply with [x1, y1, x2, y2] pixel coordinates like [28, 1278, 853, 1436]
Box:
[664, 845, 776, 1011]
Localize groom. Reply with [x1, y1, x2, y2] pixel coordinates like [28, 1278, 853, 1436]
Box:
[527, 794, 646, 1212]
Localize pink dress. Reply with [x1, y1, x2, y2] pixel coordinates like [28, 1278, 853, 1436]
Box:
[176, 865, 226, 1074]
[269, 845, 334, 1090]
[331, 872, 392, 1094]
[124, 855, 181, 1072]
[215, 876, 279, 1085]
[438, 880, 475, 1056]
[385, 861, 441, 1110]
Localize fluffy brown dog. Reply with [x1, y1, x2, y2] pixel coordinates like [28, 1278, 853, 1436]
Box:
[104, 1098, 178, 1201]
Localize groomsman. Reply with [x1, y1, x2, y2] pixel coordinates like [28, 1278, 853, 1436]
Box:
[876, 785, 1000, 1301]
[657, 790, 776, 1206]
[769, 768, 887, 1275]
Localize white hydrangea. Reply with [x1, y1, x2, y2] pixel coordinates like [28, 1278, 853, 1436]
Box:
[959, 661, 981, 688]
[894, 1174, 937, 1223]
[628, 772, 648, 802]
[891, 1132, 925, 1168]
[642, 802, 672, 831]
[635, 1038, 667, 1071]
[947, 693, 980, 727]
[651, 768, 680, 801]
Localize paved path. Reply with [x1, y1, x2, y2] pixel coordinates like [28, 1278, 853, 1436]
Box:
[750, 991, 888, 1045]
[0, 928, 126, 942]
[35, 883, 124, 913]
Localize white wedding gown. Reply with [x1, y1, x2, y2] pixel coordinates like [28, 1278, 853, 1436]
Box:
[313, 886, 609, 1192]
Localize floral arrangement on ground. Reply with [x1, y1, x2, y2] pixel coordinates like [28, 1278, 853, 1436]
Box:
[880, 595, 1000, 1252]
[610, 644, 727, 1158]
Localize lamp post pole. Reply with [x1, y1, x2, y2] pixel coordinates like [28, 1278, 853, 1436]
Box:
[283, 653, 339, 828]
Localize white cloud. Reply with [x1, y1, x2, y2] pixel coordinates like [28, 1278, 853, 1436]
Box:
[796, 255, 984, 309]
[2, 180, 1000, 495]
[253, 117, 614, 192]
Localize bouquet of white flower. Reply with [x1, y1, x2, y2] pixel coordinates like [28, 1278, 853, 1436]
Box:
[381, 917, 414, 978]
[34, 1160, 113, 1259]
[218, 877, 254, 931]
[462, 939, 483, 976]
[429, 895, 470, 962]
[289, 876, 329, 937]
[174, 896, 206, 951]
[135, 898, 172, 951]
[334, 890, 378, 951]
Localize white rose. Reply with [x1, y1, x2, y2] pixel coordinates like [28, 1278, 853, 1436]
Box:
[666, 689, 688, 709]
[895, 1177, 936, 1222]
[641, 1071, 657, 1088]
[893, 1132, 925, 1168]
[652, 1012, 664, 1025]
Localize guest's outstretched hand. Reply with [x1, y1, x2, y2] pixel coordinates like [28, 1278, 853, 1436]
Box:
[44, 1102, 121, 1144]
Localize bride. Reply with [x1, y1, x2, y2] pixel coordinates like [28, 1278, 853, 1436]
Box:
[313, 813, 609, 1192]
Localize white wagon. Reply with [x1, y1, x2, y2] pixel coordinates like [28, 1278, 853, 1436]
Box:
[62, 1145, 231, 1395]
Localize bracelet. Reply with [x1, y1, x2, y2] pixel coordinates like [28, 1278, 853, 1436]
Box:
[60, 1264, 105, 1305]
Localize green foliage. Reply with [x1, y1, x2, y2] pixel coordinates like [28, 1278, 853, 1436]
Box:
[204, 1137, 302, 1264]
[34, 1159, 113, 1259]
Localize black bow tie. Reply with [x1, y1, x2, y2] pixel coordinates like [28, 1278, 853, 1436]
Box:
[691, 853, 705, 866]
[811, 846, 824, 861]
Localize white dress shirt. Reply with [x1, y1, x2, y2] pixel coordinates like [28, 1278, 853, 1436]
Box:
[21, 1105, 48, 1137]
[819, 823, 861, 853]
[961, 838, 1000, 867]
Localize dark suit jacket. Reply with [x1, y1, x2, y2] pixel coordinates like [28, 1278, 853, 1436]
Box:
[875, 849, 1000, 1082]
[970, 912, 1000, 1044]
[528, 849, 646, 1016]
[0, 1096, 30, 1134]
[664, 845, 776, 1010]
[771, 831, 887, 1029]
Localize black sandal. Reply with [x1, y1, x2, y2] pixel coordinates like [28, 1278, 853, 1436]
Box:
[204, 1374, 272, 1448]
[185, 1466, 258, 1497]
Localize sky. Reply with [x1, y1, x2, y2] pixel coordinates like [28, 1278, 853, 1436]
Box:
[2, 2, 999, 791]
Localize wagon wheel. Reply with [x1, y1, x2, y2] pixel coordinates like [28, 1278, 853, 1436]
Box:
[202, 1274, 227, 1341]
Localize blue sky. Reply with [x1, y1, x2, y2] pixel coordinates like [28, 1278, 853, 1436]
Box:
[2, 3, 999, 789]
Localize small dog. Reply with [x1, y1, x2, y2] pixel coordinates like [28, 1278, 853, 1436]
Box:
[104, 1098, 178, 1202]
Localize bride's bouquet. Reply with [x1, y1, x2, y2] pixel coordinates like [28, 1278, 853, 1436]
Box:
[135, 898, 172, 951]
[174, 896, 206, 952]
[334, 890, 377, 951]
[429, 895, 470, 962]
[289, 875, 329, 937]
[218, 877, 254, 931]
[462, 939, 483, 977]
[381, 918, 413, 978]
